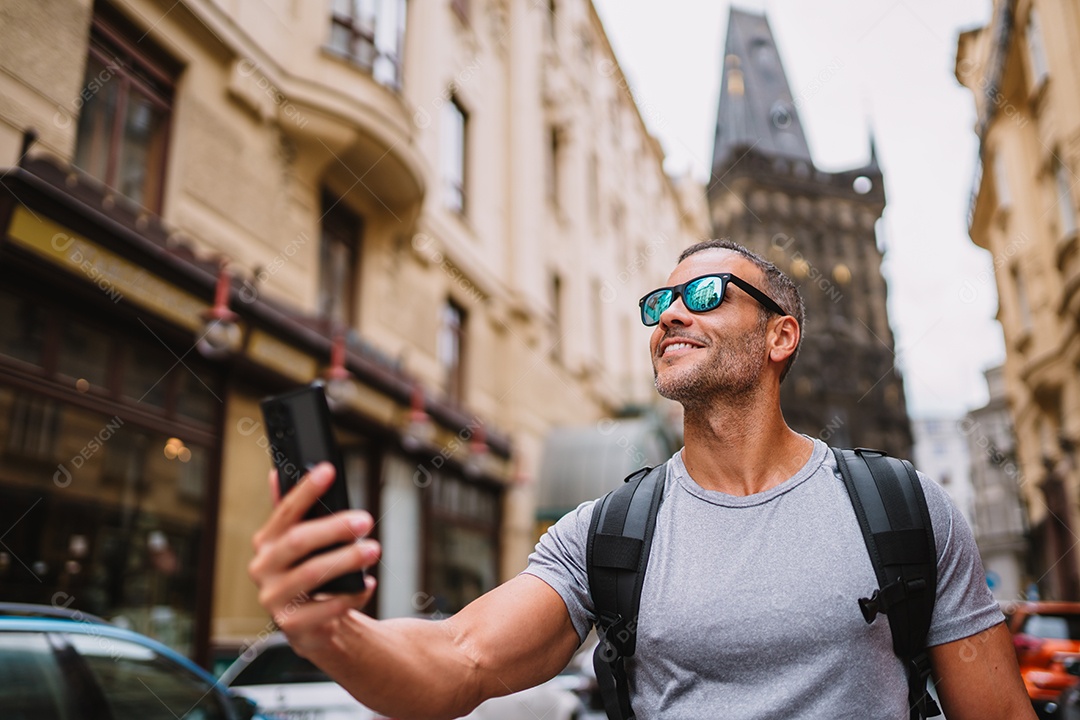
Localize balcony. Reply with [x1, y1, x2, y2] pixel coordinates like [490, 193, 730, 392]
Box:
[225, 1, 424, 217]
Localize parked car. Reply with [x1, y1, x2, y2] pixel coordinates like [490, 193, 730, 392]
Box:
[1003, 601, 1080, 718]
[222, 632, 591, 720]
[0, 602, 260, 720]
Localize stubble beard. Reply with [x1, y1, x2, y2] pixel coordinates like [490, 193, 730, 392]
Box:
[653, 322, 769, 412]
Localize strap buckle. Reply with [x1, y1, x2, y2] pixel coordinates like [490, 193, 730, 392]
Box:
[859, 578, 929, 623]
[598, 611, 631, 659]
[908, 652, 942, 718]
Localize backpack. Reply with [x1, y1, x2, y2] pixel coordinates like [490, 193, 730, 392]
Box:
[585, 447, 940, 720]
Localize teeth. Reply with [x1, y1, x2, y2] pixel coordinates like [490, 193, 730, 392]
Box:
[664, 342, 696, 355]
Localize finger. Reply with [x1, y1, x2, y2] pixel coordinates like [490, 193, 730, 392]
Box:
[262, 462, 335, 539]
[275, 583, 377, 641]
[253, 511, 374, 578]
[268, 468, 281, 506]
[260, 539, 380, 609]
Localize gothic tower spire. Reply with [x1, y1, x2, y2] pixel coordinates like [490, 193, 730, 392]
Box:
[712, 8, 812, 173]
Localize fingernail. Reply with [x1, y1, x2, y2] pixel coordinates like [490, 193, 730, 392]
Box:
[312, 463, 333, 485]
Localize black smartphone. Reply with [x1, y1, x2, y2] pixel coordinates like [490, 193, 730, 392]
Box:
[260, 381, 366, 594]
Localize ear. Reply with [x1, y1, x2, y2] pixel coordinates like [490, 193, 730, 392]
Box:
[767, 315, 800, 367]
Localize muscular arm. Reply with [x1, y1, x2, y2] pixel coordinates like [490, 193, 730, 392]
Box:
[249, 463, 581, 720]
[929, 622, 1036, 720]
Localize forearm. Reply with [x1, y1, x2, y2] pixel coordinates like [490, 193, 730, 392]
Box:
[307, 610, 489, 720]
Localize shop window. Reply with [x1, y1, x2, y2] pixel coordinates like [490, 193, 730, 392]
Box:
[437, 300, 466, 404]
[56, 321, 112, 389]
[121, 341, 174, 409]
[425, 473, 499, 614]
[73, 5, 178, 212]
[441, 98, 467, 214]
[4, 393, 61, 463]
[0, 388, 213, 658]
[318, 193, 362, 329]
[0, 291, 46, 367]
[175, 368, 220, 425]
[328, 0, 408, 89]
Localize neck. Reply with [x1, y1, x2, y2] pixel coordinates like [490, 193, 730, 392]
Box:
[680, 390, 814, 496]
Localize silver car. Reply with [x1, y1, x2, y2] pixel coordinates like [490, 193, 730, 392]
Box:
[221, 632, 589, 720]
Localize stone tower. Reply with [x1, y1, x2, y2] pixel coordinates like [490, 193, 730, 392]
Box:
[709, 8, 912, 456]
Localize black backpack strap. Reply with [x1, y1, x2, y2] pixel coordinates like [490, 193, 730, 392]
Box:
[833, 447, 940, 720]
[586, 463, 667, 720]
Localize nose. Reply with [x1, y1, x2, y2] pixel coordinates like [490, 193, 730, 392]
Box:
[658, 292, 692, 327]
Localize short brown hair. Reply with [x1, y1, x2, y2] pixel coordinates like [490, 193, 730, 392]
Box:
[678, 239, 805, 383]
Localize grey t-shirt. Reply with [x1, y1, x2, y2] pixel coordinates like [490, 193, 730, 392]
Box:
[524, 438, 1003, 719]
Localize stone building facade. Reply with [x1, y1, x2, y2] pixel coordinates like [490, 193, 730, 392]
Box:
[0, 0, 705, 662]
[963, 366, 1029, 601]
[707, 8, 912, 457]
[957, 0, 1080, 599]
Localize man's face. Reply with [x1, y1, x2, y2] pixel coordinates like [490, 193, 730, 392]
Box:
[648, 249, 771, 407]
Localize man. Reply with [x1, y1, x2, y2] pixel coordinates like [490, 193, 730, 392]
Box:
[249, 240, 1035, 719]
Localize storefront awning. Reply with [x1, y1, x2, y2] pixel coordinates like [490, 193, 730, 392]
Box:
[536, 417, 674, 519]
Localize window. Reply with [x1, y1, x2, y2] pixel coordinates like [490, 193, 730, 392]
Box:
[328, 0, 408, 89]
[319, 193, 362, 328]
[1012, 265, 1033, 332]
[73, 6, 177, 212]
[0, 634, 75, 718]
[68, 634, 229, 719]
[425, 473, 499, 614]
[546, 0, 557, 41]
[550, 272, 563, 363]
[1054, 159, 1078, 238]
[438, 300, 466, 403]
[547, 126, 562, 208]
[1025, 7, 1050, 88]
[441, 99, 467, 214]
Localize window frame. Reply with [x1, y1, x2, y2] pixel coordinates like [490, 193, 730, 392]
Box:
[441, 97, 468, 215]
[327, 0, 407, 89]
[74, 9, 177, 213]
[318, 192, 363, 329]
[438, 299, 467, 404]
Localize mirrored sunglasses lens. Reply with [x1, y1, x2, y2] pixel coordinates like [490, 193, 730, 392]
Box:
[685, 276, 724, 312]
[642, 290, 671, 325]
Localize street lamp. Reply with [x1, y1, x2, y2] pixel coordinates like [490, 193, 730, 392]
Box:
[196, 261, 242, 359]
[324, 331, 360, 412]
[401, 384, 435, 452]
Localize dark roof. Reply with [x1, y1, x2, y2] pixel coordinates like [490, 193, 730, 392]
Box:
[711, 8, 813, 172]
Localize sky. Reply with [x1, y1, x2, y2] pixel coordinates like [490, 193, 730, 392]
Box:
[592, 0, 1001, 420]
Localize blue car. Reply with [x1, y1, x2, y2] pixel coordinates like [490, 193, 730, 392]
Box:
[0, 602, 260, 720]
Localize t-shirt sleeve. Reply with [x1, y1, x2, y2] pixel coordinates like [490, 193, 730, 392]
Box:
[921, 472, 1005, 646]
[521, 499, 597, 643]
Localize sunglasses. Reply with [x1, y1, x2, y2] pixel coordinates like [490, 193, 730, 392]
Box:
[638, 273, 789, 327]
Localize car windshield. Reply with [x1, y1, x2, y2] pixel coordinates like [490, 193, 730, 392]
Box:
[231, 645, 334, 686]
[1024, 613, 1080, 640]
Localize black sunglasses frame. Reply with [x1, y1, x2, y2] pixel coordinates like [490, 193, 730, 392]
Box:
[638, 273, 789, 327]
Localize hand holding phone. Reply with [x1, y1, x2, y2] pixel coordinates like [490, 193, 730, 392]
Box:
[260, 382, 367, 594]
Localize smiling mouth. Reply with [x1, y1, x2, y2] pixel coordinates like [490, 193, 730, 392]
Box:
[661, 342, 701, 357]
